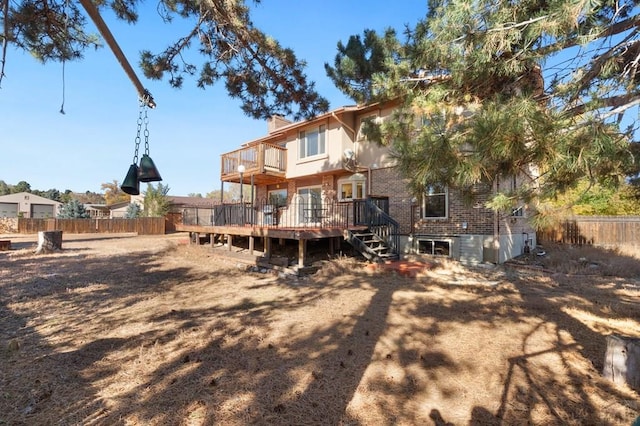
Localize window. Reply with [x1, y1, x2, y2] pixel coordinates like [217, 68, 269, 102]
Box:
[299, 125, 326, 159]
[417, 239, 451, 256]
[511, 206, 525, 217]
[297, 186, 323, 223]
[357, 115, 379, 141]
[338, 174, 366, 200]
[268, 189, 287, 207]
[422, 184, 448, 219]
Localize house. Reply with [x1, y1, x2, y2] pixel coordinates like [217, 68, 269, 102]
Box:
[107, 201, 134, 218]
[84, 203, 111, 218]
[0, 192, 62, 218]
[178, 101, 536, 266]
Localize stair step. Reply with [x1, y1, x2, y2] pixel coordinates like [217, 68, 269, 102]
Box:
[346, 228, 398, 264]
[354, 233, 376, 239]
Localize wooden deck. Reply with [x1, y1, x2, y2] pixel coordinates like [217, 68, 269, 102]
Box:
[175, 223, 367, 272]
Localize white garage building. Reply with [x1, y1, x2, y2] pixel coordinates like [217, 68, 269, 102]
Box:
[0, 192, 62, 218]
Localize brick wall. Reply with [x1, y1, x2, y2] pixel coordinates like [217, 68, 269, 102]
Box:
[371, 166, 496, 236]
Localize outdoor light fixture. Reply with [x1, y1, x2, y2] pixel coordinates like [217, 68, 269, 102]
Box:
[238, 164, 246, 203]
[237, 164, 246, 224]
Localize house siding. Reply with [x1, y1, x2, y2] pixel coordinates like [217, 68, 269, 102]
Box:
[222, 101, 537, 264]
[0, 192, 61, 218]
[370, 166, 496, 236]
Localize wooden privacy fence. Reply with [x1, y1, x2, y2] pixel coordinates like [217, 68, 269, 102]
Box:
[17, 218, 166, 235]
[538, 216, 640, 247]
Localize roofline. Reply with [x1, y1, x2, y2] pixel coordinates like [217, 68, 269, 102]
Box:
[241, 104, 377, 147]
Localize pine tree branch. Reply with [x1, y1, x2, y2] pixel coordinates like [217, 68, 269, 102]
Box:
[452, 14, 550, 43]
[1, 0, 8, 87]
[572, 35, 639, 95]
[534, 13, 640, 58]
[565, 92, 640, 118]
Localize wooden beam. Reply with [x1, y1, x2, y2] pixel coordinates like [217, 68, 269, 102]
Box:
[264, 237, 272, 259]
[249, 236, 255, 255]
[298, 239, 306, 268]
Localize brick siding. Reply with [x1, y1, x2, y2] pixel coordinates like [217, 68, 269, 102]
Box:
[370, 166, 496, 236]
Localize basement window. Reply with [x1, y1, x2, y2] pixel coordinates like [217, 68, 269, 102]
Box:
[417, 238, 451, 257]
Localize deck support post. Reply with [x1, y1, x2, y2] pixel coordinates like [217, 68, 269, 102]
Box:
[249, 236, 255, 255]
[328, 237, 336, 256]
[264, 237, 272, 259]
[210, 234, 215, 247]
[226, 234, 232, 251]
[298, 239, 306, 268]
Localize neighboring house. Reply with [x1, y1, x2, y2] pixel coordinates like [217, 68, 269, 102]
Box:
[167, 196, 217, 211]
[0, 192, 62, 218]
[108, 201, 136, 218]
[183, 102, 536, 265]
[84, 204, 110, 218]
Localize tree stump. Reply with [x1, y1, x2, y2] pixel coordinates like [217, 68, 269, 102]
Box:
[35, 231, 63, 254]
[602, 334, 640, 392]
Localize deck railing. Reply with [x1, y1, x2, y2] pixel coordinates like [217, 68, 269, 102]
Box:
[221, 143, 287, 178]
[182, 197, 351, 229]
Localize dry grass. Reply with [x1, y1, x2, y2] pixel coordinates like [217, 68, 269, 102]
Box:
[0, 233, 639, 425]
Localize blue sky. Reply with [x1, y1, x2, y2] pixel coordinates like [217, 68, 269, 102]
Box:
[0, 1, 427, 196]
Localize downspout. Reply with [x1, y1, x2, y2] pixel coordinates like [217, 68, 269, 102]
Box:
[333, 111, 371, 197]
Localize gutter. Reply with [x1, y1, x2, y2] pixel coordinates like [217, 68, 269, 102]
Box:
[331, 112, 356, 138]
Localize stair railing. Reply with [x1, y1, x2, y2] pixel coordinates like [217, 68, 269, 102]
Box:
[354, 198, 399, 255]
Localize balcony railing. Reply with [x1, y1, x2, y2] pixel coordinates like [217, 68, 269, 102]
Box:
[182, 197, 351, 229]
[221, 143, 286, 182]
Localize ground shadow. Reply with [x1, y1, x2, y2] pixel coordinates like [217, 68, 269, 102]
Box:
[1, 239, 638, 425]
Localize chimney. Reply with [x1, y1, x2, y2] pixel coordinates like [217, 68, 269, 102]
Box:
[268, 115, 292, 133]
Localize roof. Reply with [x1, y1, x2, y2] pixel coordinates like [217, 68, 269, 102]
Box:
[167, 196, 215, 208]
[106, 201, 132, 210]
[240, 104, 365, 147]
[0, 192, 62, 205]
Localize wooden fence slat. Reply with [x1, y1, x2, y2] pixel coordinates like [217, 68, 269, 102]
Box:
[540, 216, 640, 246]
[17, 218, 165, 235]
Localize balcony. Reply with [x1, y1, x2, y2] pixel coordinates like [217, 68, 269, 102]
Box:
[221, 143, 287, 185]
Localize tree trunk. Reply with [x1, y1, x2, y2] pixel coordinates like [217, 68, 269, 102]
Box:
[603, 334, 640, 393]
[35, 231, 63, 254]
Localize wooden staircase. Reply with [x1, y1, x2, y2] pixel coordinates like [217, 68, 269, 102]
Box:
[345, 197, 400, 263]
[344, 229, 399, 263]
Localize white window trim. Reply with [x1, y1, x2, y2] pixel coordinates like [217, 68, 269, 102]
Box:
[422, 185, 449, 219]
[337, 175, 366, 201]
[416, 238, 452, 257]
[298, 124, 327, 160]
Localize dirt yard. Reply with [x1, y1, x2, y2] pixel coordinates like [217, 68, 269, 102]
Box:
[0, 233, 638, 425]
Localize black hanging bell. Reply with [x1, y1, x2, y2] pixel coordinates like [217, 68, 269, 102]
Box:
[121, 163, 140, 195]
[138, 154, 162, 182]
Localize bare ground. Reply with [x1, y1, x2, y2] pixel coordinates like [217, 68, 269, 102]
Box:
[0, 233, 638, 425]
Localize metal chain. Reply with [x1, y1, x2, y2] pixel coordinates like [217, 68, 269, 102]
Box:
[132, 103, 143, 164]
[143, 103, 150, 155]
